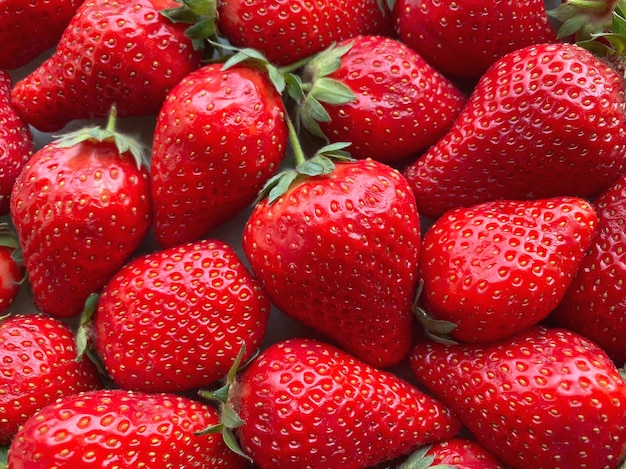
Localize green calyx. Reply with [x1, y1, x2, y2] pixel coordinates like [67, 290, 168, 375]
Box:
[412, 281, 459, 346]
[396, 445, 457, 469]
[0, 445, 8, 468]
[74, 293, 110, 382]
[161, 0, 218, 51]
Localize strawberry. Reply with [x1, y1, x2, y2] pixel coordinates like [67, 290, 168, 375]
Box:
[418, 196, 597, 343]
[0, 0, 84, 70]
[297, 35, 466, 165]
[399, 438, 505, 468]
[243, 156, 422, 368]
[5, 388, 246, 468]
[0, 314, 101, 445]
[9, 109, 152, 318]
[86, 239, 270, 393]
[0, 224, 24, 315]
[409, 326, 626, 469]
[151, 60, 288, 249]
[10, 0, 202, 133]
[0, 71, 33, 216]
[203, 338, 461, 469]
[403, 42, 626, 220]
[392, 0, 559, 80]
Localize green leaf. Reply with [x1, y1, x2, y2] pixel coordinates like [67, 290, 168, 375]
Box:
[266, 64, 286, 94]
[221, 405, 245, 429]
[223, 428, 252, 462]
[299, 108, 328, 141]
[557, 14, 591, 38]
[160, 5, 198, 23]
[267, 170, 298, 204]
[285, 73, 306, 103]
[185, 17, 216, 41]
[297, 157, 334, 177]
[303, 95, 332, 123]
[182, 0, 216, 16]
[0, 446, 8, 468]
[310, 77, 356, 105]
[316, 141, 352, 158]
[306, 42, 354, 78]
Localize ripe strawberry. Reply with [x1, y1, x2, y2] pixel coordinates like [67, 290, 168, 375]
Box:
[392, 0, 558, 80]
[87, 239, 270, 393]
[410, 326, 626, 469]
[298, 35, 466, 165]
[418, 196, 597, 343]
[0, 224, 24, 315]
[399, 438, 505, 468]
[243, 157, 422, 368]
[9, 110, 152, 318]
[0, 71, 33, 216]
[0, 314, 101, 445]
[151, 61, 288, 249]
[10, 0, 202, 133]
[0, 0, 84, 70]
[403, 42, 626, 220]
[5, 388, 246, 468]
[205, 338, 461, 469]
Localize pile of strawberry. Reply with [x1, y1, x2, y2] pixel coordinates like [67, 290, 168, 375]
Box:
[1, 0, 626, 467]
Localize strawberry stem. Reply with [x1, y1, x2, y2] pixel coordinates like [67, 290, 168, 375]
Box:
[286, 115, 307, 166]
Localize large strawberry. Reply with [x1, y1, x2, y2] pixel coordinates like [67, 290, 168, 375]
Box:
[85, 239, 270, 393]
[5, 388, 246, 468]
[0, 314, 101, 445]
[10, 0, 202, 133]
[297, 35, 466, 165]
[418, 196, 597, 343]
[151, 60, 288, 248]
[393, 0, 559, 80]
[9, 109, 152, 318]
[203, 338, 461, 469]
[403, 42, 626, 220]
[410, 326, 626, 469]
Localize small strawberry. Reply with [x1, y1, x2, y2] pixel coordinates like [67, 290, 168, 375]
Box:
[399, 438, 505, 469]
[410, 326, 626, 469]
[0, 224, 24, 315]
[203, 338, 461, 469]
[0, 314, 101, 445]
[0, 0, 84, 70]
[9, 108, 152, 318]
[85, 239, 270, 393]
[393, 0, 558, 80]
[297, 35, 466, 165]
[418, 196, 597, 343]
[5, 388, 246, 468]
[10, 0, 202, 132]
[403, 42, 626, 220]
[151, 58, 288, 248]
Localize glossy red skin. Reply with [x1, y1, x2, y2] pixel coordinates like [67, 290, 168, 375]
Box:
[0, 246, 23, 314]
[243, 159, 422, 368]
[410, 327, 626, 469]
[93, 239, 270, 393]
[231, 338, 461, 469]
[9, 140, 152, 318]
[419, 196, 597, 343]
[217, 0, 393, 67]
[550, 171, 626, 365]
[6, 389, 246, 468]
[0, 0, 84, 70]
[10, 0, 202, 132]
[151, 63, 288, 248]
[425, 438, 505, 468]
[404, 43, 626, 219]
[0, 71, 34, 215]
[393, 0, 558, 79]
[313, 35, 466, 164]
[0, 314, 101, 445]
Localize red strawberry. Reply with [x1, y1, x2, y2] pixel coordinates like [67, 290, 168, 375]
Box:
[298, 35, 466, 165]
[403, 42, 626, 220]
[10, 0, 202, 132]
[418, 196, 597, 343]
[0, 224, 24, 314]
[550, 171, 626, 365]
[0, 71, 33, 216]
[204, 338, 461, 469]
[87, 239, 270, 393]
[0, 314, 101, 444]
[400, 438, 505, 468]
[5, 388, 246, 468]
[9, 110, 152, 318]
[151, 61, 288, 249]
[243, 157, 422, 368]
[0, 0, 84, 70]
[409, 326, 626, 469]
[393, 0, 558, 80]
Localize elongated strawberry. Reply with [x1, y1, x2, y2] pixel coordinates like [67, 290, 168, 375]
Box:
[404, 42, 626, 219]
[5, 389, 246, 468]
[151, 59, 288, 248]
[298, 35, 466, 165]
[410, 326, 626, 469]
[9, 109, 152, 318]
[399, 438, 505, 469]
[10, 0, 202, 132]
[86, 239, 270, 393]
[203, 338, 461, 469]
[418, 196, 597, 343]
[0, 314, 101, 445]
